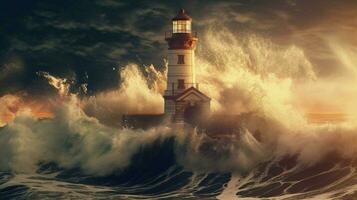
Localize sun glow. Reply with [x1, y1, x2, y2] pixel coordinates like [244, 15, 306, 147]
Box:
[0, 95, 54, 127]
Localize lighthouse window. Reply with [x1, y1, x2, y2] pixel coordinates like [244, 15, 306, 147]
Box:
[173, 20, 191, 33]
[178, 79, 185, 89]
[177, 55, 185, 64]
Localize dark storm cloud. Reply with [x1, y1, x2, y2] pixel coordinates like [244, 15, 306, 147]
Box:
[1, 0, 356, 95]
[0, 0, 171, 95]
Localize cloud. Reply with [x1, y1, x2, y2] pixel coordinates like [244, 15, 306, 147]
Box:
[0, 0, 356, 96]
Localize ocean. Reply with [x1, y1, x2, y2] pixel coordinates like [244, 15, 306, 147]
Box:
[1, 122, 357, 200]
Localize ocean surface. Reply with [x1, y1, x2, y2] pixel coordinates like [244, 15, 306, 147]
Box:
[1, 131, 357, 200]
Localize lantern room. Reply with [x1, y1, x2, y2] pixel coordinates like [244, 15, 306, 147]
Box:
[172, 9, 192, 33]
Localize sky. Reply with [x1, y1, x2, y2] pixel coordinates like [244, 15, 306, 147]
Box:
[1, 0, 356, 98]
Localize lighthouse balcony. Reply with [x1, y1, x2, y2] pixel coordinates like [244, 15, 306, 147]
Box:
[165, 31, 197, 40]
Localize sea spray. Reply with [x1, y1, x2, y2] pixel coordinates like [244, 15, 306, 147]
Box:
[2, 28, 357, 199]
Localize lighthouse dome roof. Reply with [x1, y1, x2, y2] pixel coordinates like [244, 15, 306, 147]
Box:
[172, 9, 192, 21]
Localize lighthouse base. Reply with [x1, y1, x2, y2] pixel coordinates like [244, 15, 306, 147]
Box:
[164, 87, 211, 126]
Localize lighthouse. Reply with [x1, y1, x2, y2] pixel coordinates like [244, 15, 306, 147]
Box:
[164, 9, 210, 124]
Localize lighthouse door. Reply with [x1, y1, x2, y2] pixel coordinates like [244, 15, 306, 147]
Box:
[183, 103, 204, 126]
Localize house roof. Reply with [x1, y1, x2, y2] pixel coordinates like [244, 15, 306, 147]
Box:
[175, 87, 211, 102]
[172, 9, 192, 21]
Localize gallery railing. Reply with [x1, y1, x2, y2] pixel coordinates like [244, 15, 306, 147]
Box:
[165, 31, 198, 40]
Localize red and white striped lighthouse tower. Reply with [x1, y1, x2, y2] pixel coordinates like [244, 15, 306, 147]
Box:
[164, 9, 210, 123]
